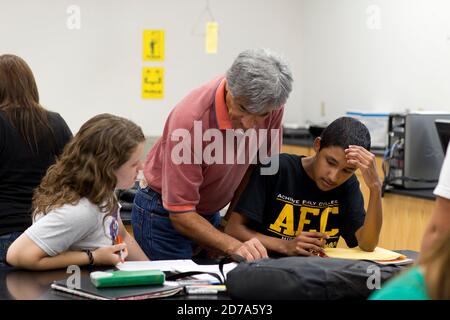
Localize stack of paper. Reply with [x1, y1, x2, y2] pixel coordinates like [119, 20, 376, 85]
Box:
[324, 247, 413, 265]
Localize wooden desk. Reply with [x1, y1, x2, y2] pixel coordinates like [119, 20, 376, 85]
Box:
[377, 193, 433, 251]
[282, 144, 434, 251]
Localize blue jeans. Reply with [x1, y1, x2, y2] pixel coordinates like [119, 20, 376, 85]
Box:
[131, 186, 220, 260]
[0, 232, 22, 266]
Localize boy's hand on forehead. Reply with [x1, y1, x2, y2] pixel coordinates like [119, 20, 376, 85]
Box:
[345, 145, 381, 191]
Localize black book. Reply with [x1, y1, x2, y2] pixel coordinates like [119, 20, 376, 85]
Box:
[51, 274, 183, 300]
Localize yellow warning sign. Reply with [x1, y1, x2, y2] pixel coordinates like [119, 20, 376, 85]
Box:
[143, 30, 165, 61]
[142, 67, 164, 99]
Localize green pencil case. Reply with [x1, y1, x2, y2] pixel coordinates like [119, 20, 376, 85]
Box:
[90, 270, 165, 288]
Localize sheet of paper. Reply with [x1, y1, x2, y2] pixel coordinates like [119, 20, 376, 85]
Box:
[324, 247, 402, 261]
[116, 260, 197, 272]
[374, 258, 413, 265]
[205, 22, 218, 54]
[117, 260, 238, 283]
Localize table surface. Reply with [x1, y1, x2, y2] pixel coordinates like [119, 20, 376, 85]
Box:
[0, 251, 418, 300]
[0, 265, 231, 300]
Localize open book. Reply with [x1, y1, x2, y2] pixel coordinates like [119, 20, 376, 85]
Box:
[117, 260, 238, 283]
[323, 247, 414, 265]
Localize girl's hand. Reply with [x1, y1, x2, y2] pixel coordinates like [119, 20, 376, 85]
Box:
[92, 243, 128, 266]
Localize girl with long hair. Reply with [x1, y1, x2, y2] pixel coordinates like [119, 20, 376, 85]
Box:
[0, 54, 72, 264]
[7, 113, 149, 270]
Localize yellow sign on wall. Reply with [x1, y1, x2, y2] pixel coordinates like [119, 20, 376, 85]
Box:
[142, 67, 164, 99]
[205, 22, 219, 54]
[143, 30, 165, 61]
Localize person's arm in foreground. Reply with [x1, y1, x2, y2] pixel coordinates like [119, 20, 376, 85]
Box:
[420, 196, 450, 253]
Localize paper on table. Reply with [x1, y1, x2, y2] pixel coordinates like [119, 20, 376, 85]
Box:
[324, 247, 403, 261]
[117, 260, 238, 283]
[374, 257, 414, 265]
[116, 260, 198, 272]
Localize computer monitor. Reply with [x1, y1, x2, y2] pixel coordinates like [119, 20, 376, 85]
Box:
[435, 119, 450, 155]
[403, 113, 450, 189]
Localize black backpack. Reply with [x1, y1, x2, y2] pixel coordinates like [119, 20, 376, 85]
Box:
[225, 256, 406, 300]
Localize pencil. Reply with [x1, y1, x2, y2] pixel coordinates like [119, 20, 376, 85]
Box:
[116, 235, 124, 263]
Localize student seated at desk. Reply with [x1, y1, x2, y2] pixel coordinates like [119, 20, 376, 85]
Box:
[225, 117, 383, 256]
[6, 114, 149, 270]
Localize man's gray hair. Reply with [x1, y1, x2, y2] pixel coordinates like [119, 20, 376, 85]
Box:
[226, 48, 293, 114]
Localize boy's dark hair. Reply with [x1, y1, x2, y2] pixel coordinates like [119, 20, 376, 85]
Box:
[319, 117, 371, 151]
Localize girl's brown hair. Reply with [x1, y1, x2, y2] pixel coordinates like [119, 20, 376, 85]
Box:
[0, 54, 56, 153]
[420, 231, 450, 300]
[33, 113, 145, 216]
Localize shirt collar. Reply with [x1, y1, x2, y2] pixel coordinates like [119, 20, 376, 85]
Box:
[214, 78, 232, 130]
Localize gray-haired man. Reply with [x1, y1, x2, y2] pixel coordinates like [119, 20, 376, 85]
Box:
[132, 48, 294, 261]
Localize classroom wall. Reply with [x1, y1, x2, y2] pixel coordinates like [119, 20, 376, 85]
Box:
[0, 0, 302, 136]
[299, 0, 450, 126]
[2, 0, 450, 135]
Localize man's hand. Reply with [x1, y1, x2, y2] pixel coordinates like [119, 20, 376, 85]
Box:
[283, 231, 329, 256]
[345, 145, 381, 191]
[233, 238, 268, 261]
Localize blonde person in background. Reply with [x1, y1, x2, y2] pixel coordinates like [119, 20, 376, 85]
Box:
[7, 114, 148, 270]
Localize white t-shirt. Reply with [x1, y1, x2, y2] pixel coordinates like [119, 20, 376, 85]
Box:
[434, 143, 450, 199]
[25, 198, 117, 256]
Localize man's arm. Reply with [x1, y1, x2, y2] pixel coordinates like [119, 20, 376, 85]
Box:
[169, 211, 267, 261]
[420, 196, 450, 253]
[225, 212, 328, 256]
[225, 211, 287, 254]
[346, 145, 383, 251]
[223, 165, 255, 223]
